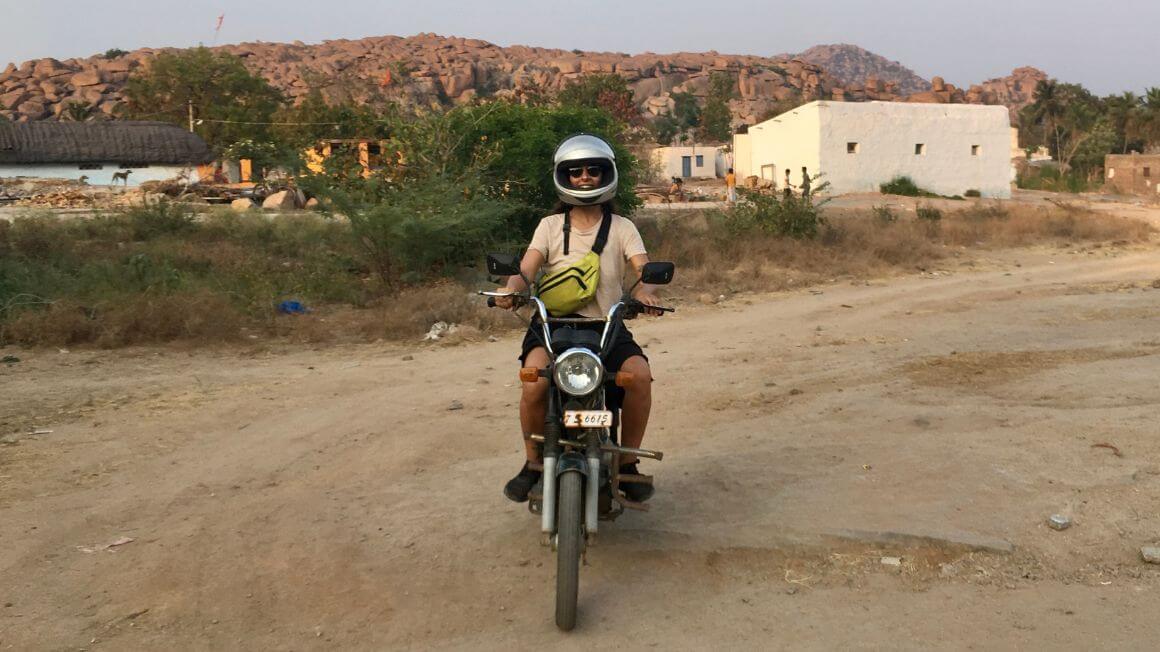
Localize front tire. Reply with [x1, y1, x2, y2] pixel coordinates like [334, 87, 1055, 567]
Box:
[555, 471, 583, 631]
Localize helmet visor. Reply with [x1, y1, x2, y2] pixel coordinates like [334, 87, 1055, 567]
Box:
[556, 159, 615, 191]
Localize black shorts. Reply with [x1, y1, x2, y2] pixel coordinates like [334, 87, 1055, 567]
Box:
[518, 317, 647, 374]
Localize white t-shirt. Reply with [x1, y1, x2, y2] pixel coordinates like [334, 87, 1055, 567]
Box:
[528, 212, 648, 318]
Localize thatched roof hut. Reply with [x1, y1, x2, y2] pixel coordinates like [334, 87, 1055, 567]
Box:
[0, 121, 213, 165]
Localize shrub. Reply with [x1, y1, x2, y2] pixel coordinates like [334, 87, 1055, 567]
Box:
[124, 199, 198, 240]
[314, 174, 518, 288]
[723, 190, 826, 239]
[916, 204, 943, 221]
[964, 189, 982, 198]
[880, 176, 924, 196]
[872, 205, 898, 224]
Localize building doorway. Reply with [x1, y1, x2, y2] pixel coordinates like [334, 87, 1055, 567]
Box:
[681, 156, 692, 177]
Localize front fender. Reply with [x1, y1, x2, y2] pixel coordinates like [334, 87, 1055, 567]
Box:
[556, 451, 590, 479]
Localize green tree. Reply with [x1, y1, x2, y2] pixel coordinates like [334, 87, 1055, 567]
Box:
[698, 72, 736, 142]
[557, 74, 641, 126]
[122, 47, 285, 150]
[269, 89, 391, 154]
[1141, 87, 1160, 149]
[1104, 92, 1143, 153]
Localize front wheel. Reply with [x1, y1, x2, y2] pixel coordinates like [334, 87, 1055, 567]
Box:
[555, 471, 583, 631]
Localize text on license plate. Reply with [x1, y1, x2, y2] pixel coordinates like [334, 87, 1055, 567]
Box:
[563, 410, 613, 429]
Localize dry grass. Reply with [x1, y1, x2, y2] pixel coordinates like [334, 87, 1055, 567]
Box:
[646, 203, 1154, 297]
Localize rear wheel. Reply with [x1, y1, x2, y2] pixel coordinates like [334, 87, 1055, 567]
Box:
[555, 471, 583, 631]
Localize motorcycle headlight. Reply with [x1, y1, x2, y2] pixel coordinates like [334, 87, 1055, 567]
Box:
[553, 348, 604, 396]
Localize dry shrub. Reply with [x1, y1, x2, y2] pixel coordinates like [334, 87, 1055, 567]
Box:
[648, 203, 1154, 297]
[355, 281, 514, 341]
[2, 291, 243, 348]
[943, 202, 1153, 246]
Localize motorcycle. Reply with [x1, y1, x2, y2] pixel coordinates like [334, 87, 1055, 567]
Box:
[480, 253, 675, 631]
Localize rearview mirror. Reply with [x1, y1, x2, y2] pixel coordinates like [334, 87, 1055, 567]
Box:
[486, 252, 522, 277]
[640, 261, 675, 285]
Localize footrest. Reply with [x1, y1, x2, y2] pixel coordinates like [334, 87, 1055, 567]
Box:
[617, 473, 653, 485]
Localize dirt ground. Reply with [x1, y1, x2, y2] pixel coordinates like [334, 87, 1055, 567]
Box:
[4, 224, 1160, 649]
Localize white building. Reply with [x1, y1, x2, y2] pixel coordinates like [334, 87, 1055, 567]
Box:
[650, 145, 729, 179]
[733, 101, 1012, 198]
[0, 121, 212, 186]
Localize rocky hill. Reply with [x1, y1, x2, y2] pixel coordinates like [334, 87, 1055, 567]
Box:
[0, 34, 1046, 130]
[792, 44, 931, 95]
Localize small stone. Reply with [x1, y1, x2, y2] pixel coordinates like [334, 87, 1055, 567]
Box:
[448, 400, 464, 411]
[488, 336, 498, 342]
[913, 417, 931, 428]
[938, 563, 958, 578]
[1151, 279, 1160, 289]
[401, 355, 414, 361]
[1048, 514, 1071, 531]
[1, 355, 19, 364]
[788, 388, 803, 396]
[785, 587, 798, 595]
[880, 556, 902, 567]
[1141, 546, 1160, 564]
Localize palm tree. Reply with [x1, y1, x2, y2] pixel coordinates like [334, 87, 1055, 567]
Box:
[1105, 91, 1141, 153]
[1027, 80, 1065, 159]
[1143, 87, 1160, 151]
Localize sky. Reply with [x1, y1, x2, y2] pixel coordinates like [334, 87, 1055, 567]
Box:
[2, 0, 1156, 96]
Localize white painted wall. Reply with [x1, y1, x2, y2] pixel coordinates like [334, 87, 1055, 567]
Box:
[650, 145, 724, 179]
[0, 164, 198, 187]
[740, 101, 1012, 198]
[739, 104, 822, 189]
[817, 102, 1012, 198]
[733, 133, 752, 178]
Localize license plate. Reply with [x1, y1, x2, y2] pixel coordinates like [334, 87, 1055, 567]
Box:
[563, 410, 613, 429]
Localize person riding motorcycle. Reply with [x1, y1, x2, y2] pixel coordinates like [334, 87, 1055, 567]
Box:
[495, 134, 664, 504]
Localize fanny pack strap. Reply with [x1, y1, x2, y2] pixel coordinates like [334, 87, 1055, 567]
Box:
[563, 204, 612, 257]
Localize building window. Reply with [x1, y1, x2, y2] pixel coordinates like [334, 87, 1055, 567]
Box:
[915, 143, 926, 155]
[695, 155, 704, 167]
[119, 163, 150, 169]
[847, 142, 859, 154]
[78, 163, 103, 170]
[971, 145, 981, 156]
[1145, 167, 1152, 178]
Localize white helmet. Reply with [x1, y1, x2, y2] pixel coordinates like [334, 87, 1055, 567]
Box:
[552, 134, 619, 206]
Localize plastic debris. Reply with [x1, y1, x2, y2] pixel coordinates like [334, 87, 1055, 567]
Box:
[272, 299, 306, 313]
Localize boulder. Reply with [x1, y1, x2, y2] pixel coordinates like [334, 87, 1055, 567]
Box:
[265, 189, 308, 210]
[230, 198, 257, 212]
[16, 100, 48, 120]
[71, 70, 104, 87]
[1, 90, 30, 110]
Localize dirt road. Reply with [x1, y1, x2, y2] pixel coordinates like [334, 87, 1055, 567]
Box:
[3, 245, 1160, 650]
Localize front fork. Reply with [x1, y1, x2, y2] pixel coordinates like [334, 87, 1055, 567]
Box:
[540, 392, 603, 540]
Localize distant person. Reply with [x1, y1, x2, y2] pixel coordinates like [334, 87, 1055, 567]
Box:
[800, 166, 812, 200]
[783, 169, 794, 200]
[668, 176, 685, 203]
[725, 167, 737, 203]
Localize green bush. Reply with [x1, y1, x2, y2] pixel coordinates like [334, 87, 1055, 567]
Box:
[880, 176, 925, 196]
[964, 189, 982, 198]
[722, 190, 826, 239]
[1015, 166, 1096, 193]
[123, 199, 198, 240]
[314, 175, 518, 288]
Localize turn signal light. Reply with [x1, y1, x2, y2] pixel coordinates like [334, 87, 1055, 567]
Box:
[519, 367, 540, 383]
[615, 371, 635, 387]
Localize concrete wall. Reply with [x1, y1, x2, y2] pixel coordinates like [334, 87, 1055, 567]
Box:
[650, 145, 724, 179]
[1106, 154, 1160, 196]
[817, 102, 1012, 198]
[0, 163, 198, 187]
[741, 103, 822, 189]
[733, 133, 752, 179]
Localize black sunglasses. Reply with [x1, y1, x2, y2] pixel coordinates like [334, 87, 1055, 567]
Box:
[567, 165, 603, 178]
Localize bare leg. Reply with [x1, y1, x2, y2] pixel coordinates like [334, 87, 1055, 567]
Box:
[519, 347, 550, 463]
[617, 355, 653, 465]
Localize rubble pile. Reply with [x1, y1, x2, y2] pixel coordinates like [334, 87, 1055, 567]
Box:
[0, 33, 1051, 129]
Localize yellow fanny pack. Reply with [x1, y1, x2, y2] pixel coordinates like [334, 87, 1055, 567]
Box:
[536, 207, 612, 317]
